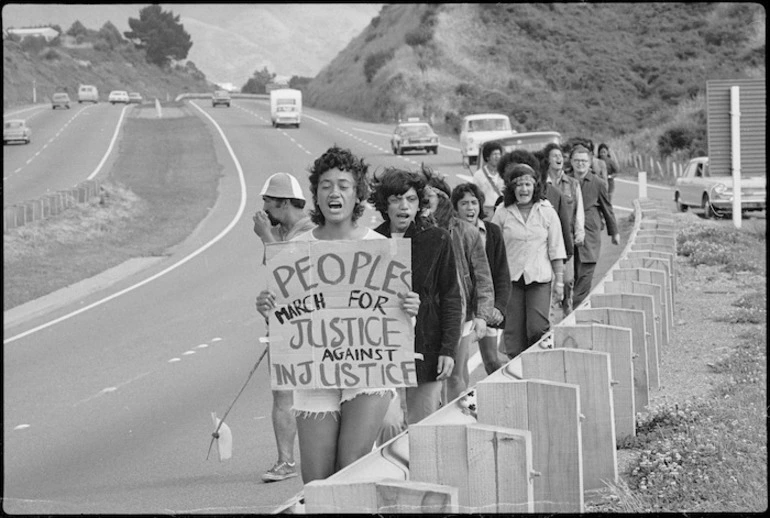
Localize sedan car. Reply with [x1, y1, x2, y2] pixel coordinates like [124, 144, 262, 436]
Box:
[674, 156, 766, 218]
[3, 119, 31, 145]
[391, 121, 439, 155]
[108, 90, 130, 104]
[128, 92, 143, 104]
[51, 92, 71, 109]
[459, 113, 516, 166]
[212, 90, 231, 107]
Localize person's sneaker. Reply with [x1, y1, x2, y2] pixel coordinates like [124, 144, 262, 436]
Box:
[262, 461, 298, 482]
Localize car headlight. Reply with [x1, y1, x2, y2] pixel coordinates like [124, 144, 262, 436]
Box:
[712, 184, 733, 198]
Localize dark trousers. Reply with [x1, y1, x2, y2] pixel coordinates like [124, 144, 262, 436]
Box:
[573, 246, 597, 309]
[502, 278, 552, 359]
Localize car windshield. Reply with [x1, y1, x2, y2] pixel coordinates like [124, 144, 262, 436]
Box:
[402, 125, 432, 137]
[5, 121, 23, 129]
[468, 118, 509, 132]
[53, 94, 68, 100]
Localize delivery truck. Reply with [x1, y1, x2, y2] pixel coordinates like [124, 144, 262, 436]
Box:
[270, 88, 302, 128]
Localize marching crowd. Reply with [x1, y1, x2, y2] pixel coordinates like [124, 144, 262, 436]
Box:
[253, 138, 620, 484]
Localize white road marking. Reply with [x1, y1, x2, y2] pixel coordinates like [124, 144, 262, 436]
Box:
[168, 358, 181, 363]
[302, 114, 328, 126]
[182, 350, 196, 356]
[14, 424, 31, 430]
[87, 104, 130, 180]
[4, 100, 249, 345]
[615, 177, 671, 191]
[196, 343, 209, 349]
[211, 337, 222, 342]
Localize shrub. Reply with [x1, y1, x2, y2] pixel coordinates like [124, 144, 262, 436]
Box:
[405, 27, 432, 47]
[363, 49, 394, 83]
[40, 47, 60, 60]
[20, 35, 47, 54]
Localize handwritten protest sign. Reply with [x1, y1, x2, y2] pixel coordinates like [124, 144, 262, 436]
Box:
[265, 238, 417, 390]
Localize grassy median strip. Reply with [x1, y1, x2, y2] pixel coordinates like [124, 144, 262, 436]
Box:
[3, 110, 222, 310]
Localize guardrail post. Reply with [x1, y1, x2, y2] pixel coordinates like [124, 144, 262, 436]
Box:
[553, 324, 635, 441]
[520, 349, 618, 491]
[475, 377, 583, 513]
[304, 479, 458, 513]
[409, 422, 533, 513]
[590, 293, 659, 390]
[574, 307, 650, 412]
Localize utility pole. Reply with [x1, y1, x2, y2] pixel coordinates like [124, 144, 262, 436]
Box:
[33, 79, 37, 103]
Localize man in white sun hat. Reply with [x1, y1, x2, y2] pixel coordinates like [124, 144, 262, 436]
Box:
[252, 172, 315, 482]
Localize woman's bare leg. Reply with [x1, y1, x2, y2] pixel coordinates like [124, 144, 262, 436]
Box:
[295, 412, 339, 483]
[336, 393, 392, 470]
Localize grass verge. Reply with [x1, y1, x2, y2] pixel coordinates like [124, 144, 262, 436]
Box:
[591, 217, 767, 512]
[3, 112, 222, 310]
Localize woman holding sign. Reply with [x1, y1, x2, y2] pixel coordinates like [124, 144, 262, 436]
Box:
[256, 146, 420, 483]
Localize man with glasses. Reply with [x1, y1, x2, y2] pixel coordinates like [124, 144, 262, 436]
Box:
[568, 146, 619, 309]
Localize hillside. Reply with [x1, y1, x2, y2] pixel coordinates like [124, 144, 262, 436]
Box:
[1, 4, 381, 85]
[304, 3, 765, 150]
[2, 34, 213, 108]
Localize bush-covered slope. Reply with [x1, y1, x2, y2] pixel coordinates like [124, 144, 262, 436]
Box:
[3, 35, 213, 108]
[304, 3, 765, 144]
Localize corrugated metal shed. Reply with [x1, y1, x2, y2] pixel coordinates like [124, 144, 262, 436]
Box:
[706, 78, 766, 176]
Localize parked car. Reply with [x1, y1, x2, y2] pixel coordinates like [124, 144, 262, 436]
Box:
[390, 120, 439, 155]
[108, 90, 130, 104]
[459, 113, 516, 166]
[3, 119, 31, 145]
[51, 92, 71, 109]
[128, 92, 143, 104]
[212, 90, 231, 107]
[674, 156, 766, 218]
[78, 84, 99, 103]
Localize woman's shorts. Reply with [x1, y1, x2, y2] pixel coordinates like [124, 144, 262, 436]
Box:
[293, 387, 395, 416]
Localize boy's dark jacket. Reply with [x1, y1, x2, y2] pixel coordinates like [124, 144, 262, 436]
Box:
[374, 220, 462, 383]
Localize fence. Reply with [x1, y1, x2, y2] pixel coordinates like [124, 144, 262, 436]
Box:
[274, 194, 677, 513]
[614, 149, 690, 183]
[3, 179, 102, 232]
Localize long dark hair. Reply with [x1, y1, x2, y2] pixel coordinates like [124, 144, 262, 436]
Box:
[502, 163, 547, 206]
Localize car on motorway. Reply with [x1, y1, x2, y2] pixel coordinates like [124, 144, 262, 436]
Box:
[475, 131, 562, 173]
[459, 113, 516, 166]
[51, 92, 72, 109]
[78, 84, 99, 103]
[212, 89, 231, 107]
[3, 119, 31, 145]
[108, 90, 130, 104]
[128, 92, 143, 104]
[674, 156, 766, 218]
[390, 120, 439, 155]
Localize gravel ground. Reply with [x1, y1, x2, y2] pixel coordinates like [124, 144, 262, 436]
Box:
[614, 211, 767, 477]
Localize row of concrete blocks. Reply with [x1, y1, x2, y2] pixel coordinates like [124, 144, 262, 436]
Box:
[284, 198, 678, 514]
[3, 179, 102, 233]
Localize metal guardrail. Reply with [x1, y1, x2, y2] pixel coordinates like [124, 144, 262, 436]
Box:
[174, 93, 269, 102]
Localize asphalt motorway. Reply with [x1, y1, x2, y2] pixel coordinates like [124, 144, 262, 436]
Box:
[2, 99, 677, 514]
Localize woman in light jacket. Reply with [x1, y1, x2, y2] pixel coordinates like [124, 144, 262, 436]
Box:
[491, 163, 566, 359]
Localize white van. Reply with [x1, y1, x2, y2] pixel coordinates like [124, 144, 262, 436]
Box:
[270, 89, 302, 128]
[78, 84, 99, 104]
[459, 113, 515, 166]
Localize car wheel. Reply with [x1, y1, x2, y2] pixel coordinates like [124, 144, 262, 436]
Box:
[432, 146, 439, 155]
[675, 193, 688, 212]
[469, 155, 478, 166]
[397, 145, 403, 155]
[703, 194, 720, 219]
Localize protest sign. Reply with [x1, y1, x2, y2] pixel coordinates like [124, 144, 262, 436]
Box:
[265, 238, 417, 390]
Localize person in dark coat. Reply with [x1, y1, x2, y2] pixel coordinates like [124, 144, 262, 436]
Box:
[568, 145, 620, 308]
[368, 168, 463, 444]
[451, 182, 511, 374]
